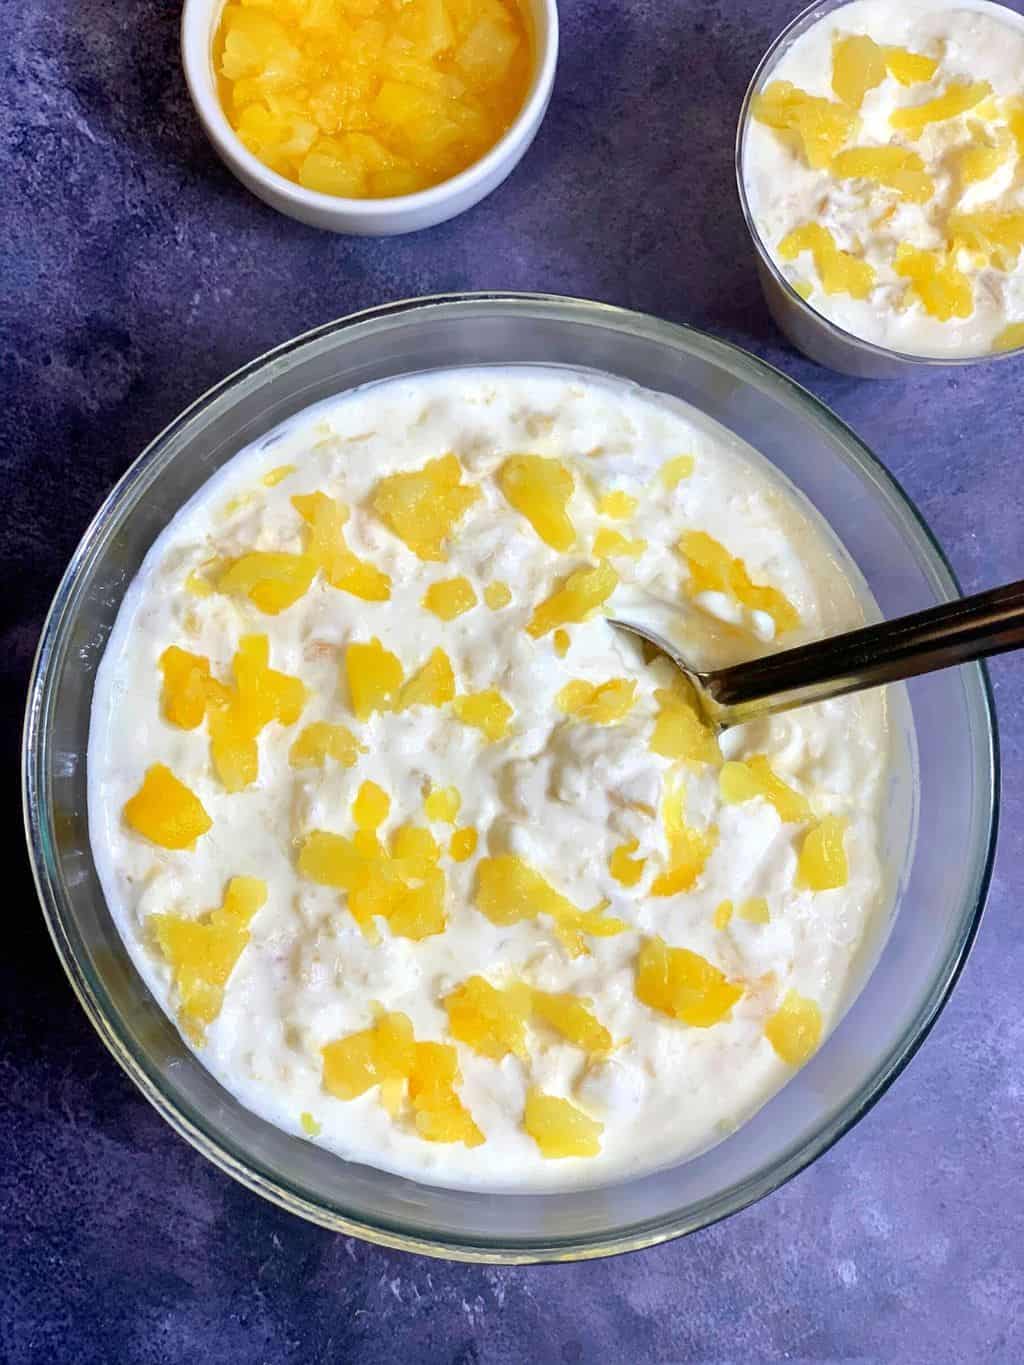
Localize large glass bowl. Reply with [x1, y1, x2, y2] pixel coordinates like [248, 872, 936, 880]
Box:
[23, 295, 997, 1263]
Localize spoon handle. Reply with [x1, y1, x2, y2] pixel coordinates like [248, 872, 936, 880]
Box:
[704, 578, 1024, 725]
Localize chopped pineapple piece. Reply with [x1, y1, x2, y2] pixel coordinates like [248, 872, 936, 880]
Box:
[765, 989, 823, 1065]
[608, 836, 646, 888]
[832, 34, 886, 110]
[1006, 96, 1024, 158]
[792, 280, 814, 300]
[262, 464, 295, 487]
[777, 223, 875, 301]
[531, 989, 612, 1056]
[598, 490, 638, 519]
[372, 454, 479, 561]
[751, 80, 858, 168]
[650, 778, 717, 897]
[993, 322, 1024, 353]
[556, 677, 637, 725]
[198, 635, 306, 792]
[738, 897, 770, 924]
[957, 124, 1015, 186]
[353, 779, 390, 831]
[659, 455, 695, 489]
[883, 46, 938, 86]
[289, 721, 366, 769]
[947, 209, 1024, 269]
[797, 815, 849, 890]
[634, 936, 743, 1027]
[452, 688, 513, 741]
[552, 628, 570, 657]
[218, 551, 318, 614]
[830, 145, 934, 203]
[300, 1111, 321, 1137]
[397, 647, 456, 710]
[292, 491, 391, 601]
[475, 854, 627, 957]
[443, 975, 531, 1060]
[713, 899, 733, 930]
[895, 244, 973, 321]
[150, 876, 266, 1043]
[523, 1089, 603, 1158]
[649, 673, 721, 765]
[345, 638, 404, 720]
[498, 454, 577, 551]
[592, 528, 647, 559]
[719, 755, 811, 823]
[159, 646, 211, 730]
[680, 529, 801, 634]
[526, 561, 619, 638]
[408, 1041, 485, 1147]
[890, 80, 991, 137]
[391, 824, 441, 866]
[449, 827, 478, 862]
[123, 764, 212, 850]
[422, 576, 478, 620]
[424, 785, 461, 823]
[484, 581, 512, 610]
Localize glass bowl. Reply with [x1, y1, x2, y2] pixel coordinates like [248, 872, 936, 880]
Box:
[22, 294, 998, 1262]
[735, 0, 1024, 378]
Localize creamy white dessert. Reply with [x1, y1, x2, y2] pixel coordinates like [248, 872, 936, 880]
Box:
[744, 0, 1024, 358]
[89, 367, 897, 1192]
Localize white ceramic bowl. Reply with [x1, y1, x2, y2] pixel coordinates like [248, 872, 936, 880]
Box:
[181, 0, 559, 236]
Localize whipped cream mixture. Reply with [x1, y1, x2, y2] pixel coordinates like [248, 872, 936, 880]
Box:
[89, 368, 896, 1191]
[744, 0, 1024, 357]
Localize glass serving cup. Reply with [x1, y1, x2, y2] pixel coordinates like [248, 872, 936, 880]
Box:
[23, 295, 997, 1262]
[735, 0, 1024, 378]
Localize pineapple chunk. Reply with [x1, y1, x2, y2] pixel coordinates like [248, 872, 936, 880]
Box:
[957, 124, 1014, 186]
[556, 677, 636, 726]
[397, 647, 456, 710]
[713, 899, 733, 929]
[150, 877, 266, 1043]
[262, 464, 295, 487]
[424, 785, 461, 823]
[830, 145, 934, 203]
[322, 1011, 417, 1100]
[123, 764, 212, 850]
[300, 1111, 321, 1137]
[526, 561, 619, 638]
[598, 490, 638, 519]
[422, 576, 478, 620]
[198, 634, 306, 792]
[218, 551, 318, 614]
[634, 935, 743, 1027]
[608, 836, 646, 888]
[777, 223, 875, 302]
[456, 14, 520, 87]
[719, 755, 811, 823]
[484, 581, 512, 610]
[738, 896, 770, 924]
[498, 455, 577, 552]
[475, 854, 627, 958]
[159, 646, 211, 730]
[453, 688, 513, 742]
[679, 529, 801, 634]
[797, 816, 849, 891]
[289, 722, 366, 769]
[650, 778, 717, 897]
[890, 81, 991, 137]
[353, 779, 390, 831]
[372, 454, 479, 561]
[947, 209, 1024, 269]
[552, 628, 570, 657]
[292, 491, 391, 601]
[895, 244, 973, 321]
[523, 1089, 603, 1158]
[449, 827, 479, 862]
[649, 673, 720, 765]
[391, 824, 442, 868]
[832, 34, 886, 110]
[408, 1041, 484, 1146]
[993, 322, 1024, 353]
[345, 638, 404, 719]
[659, 455, 695, 489]
[592, 528, 647, 559]
[443, 975, 531, 1060]
[531, 990, 612, 1056]
[883, 47, 938, 86]
[751, 81, 858, 168]
[765, 989, 823, 1065]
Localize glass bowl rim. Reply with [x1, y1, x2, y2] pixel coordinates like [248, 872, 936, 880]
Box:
[22, 292, 1000, 1263]
[733, 0, 1024, 369]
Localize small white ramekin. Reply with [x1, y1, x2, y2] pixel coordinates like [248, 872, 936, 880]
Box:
[181, 0, 558, 236]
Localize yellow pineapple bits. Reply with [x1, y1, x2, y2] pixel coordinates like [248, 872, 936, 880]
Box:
[345, 637, 404, 720]
[830, 146, 934, 203]
[484, 581, 512, 610]
[289, 721, 366, 769]
[993, 323, 1024, 353]
[498, 455, 577, 552]
[424, 785, 461, 823]
[292, 491, 391, 601]
[777, 224, 875, 302]
[443, 975, 531, 1060]
[202, 634, 307, 792]
[449, 827, 478, 862]
[751, 80, 858, 169]
[422, 576, 478, 620]
[947, 209, 1024, 270]
[216, 0, 532, 200]
[523, 1089, 603, 1158]
[634, 936, 743, 1028]
[738, 897, 770, 924]
[713, 900, 733, 930]
[185, 566, 216, 598]
[408, 1041, 484, 1147]
[150, 877, 266, 1043]
[1006, 97, 1024, 157]
[475, 854, 627, 958]
[526, 561, 619, 638]
[452, 688, 513, 741]
[883, 47, 938, 86]
[797, 815, 849, 891]
[397, 647, 456, 710]
[957, 124, 1015, 186]
[680, 529, 801, 635]
[890, 80, 991, 137]
[659, 455, 695, 490]
[792, 280, 814, 300]
[159, 646, 211, 730]
[650, 779, 717, 897]
[556, 677, 637, 726]
[218, 550, 318, 614]
[531, 990, 612, 1056]
[124, 764, 213, 850]
[895, 244, 973, 322]
[608, 836, 646, 888]
[649, 674, 721, 766]
[372, 454, 479, 561]
[262, 464, 295, 487]
[552, 628, 570, 658]
[765, 989, 823, 1066]
[391, 824, 441, 867]
[592, 528, 647, 559]
[598, 490, 638, 519]
[353, 779, 390, 831]
[832, 34, 886, 110]
[300, 1111, 321, 1136]
[718, 755, 811, 824]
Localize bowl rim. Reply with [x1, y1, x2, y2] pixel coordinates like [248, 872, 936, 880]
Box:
[734, 0, 1024, 369]
[180, 0, 560, 220]
[22, 292, 1000, 1263]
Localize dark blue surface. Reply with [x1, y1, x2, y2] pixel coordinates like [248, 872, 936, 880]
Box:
[3, 2, 1023, 1361]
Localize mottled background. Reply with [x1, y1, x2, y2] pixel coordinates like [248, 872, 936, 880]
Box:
[3, 1, 1023, 1361]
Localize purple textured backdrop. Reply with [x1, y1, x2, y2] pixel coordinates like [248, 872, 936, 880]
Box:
[3, 1, 1022, 1361]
